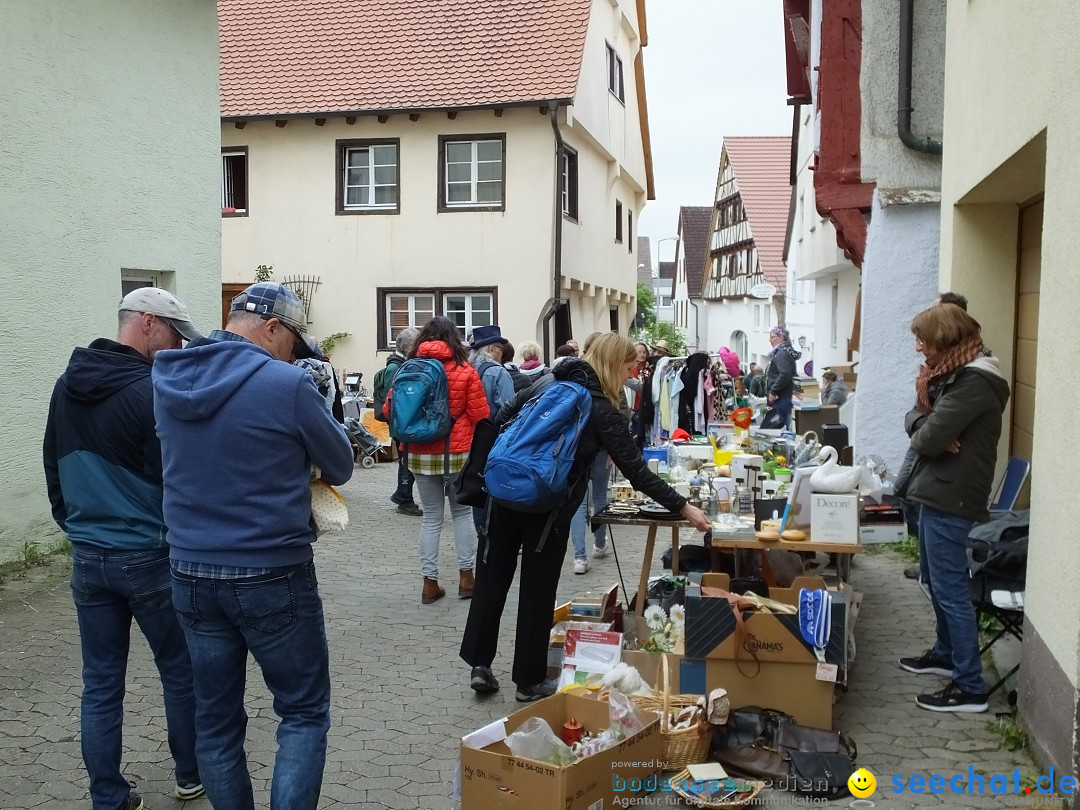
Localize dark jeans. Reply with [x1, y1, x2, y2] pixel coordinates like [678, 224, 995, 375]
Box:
[70, 546, 198, 810]
[918, 503, 983, 693]
[460, 502, 570, 686]
[171, 560, 331, 810]
[392, 444, 416, 503]
[771, 396, 793, 429]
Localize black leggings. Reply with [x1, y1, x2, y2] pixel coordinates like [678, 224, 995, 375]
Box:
[459, 503, 570, 687]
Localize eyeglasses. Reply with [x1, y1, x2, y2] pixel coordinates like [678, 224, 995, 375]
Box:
[281, 321, 305, 357]
[156, 316, 185, 346]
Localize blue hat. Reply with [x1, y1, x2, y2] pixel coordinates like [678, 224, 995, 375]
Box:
[231, 282, 321, 358]
[470, 325, 509, 350]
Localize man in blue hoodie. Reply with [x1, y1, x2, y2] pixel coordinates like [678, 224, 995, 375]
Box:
[44, 287, 205, 810]
[152, 282, 353, 810]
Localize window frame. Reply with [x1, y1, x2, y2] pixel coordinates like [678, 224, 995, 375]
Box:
[336, 138, 401, 215]
[627, 209, 633, 252]
[437, 134, 507, 212]
[376, 286, 499, 351]
[615, 200, 624, 243]
[560, 146, 579, 221]
[221, 147, 248, 217]
[606, 42, 625, 103]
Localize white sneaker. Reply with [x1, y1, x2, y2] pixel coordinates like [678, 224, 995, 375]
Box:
[573, 558, 589, 574]
[592, 544, 609, 558]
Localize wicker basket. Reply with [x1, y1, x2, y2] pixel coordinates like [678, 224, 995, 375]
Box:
[669, 768, 765, 808]
[627, 655, 712, 771]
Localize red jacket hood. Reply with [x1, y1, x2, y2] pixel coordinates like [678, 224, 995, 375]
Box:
[416, 340, 453, 361]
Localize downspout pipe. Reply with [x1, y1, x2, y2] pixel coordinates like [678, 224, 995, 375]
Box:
[689, 299, 702, 351]
[542, 100, 565, 362]
[898, 0, 942, 154]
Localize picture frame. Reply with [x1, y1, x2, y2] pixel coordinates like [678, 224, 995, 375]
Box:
[779, 465, 816, 532]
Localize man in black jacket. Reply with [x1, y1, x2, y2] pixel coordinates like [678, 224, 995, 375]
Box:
[43, 288, 205, 810]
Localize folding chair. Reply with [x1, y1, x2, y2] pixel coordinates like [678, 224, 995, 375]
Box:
[968, 526, 1028, 705]
[988, 456, 1030, 513]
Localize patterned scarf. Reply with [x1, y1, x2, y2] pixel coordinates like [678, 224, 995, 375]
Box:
[915, 337, 983, 414]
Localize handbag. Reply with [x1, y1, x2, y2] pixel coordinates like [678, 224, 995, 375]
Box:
[310, 478, 348, 534]
[452, 418, 499, 507]
[700, 586, 763, 678]
[712, 708, 857, 798]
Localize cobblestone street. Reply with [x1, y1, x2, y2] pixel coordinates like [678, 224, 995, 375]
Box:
[0, 461, 1038, 808]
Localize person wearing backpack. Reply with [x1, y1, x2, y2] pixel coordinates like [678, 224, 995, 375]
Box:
[374, 326, 421, 516]
[459, 333, 711, 701]
[384, 317, 489, 605]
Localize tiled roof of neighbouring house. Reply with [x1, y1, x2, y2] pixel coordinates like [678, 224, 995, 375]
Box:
[679, 205, 713, 298]
[722, 136, 792, 291]
[658, 261, 675, 281]
[218, 0, 592, 117]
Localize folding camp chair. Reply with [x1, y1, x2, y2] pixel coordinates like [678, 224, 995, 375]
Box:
[988, 456, 1030, 513]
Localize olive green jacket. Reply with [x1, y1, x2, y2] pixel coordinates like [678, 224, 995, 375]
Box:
[902, 357, 1010, 523]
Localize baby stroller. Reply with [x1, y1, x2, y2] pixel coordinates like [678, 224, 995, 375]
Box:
[345, 417, 381, 468]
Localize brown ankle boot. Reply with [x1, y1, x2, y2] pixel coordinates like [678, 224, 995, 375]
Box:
[458, 569, 475, 599]
[421, 577, 445, 604]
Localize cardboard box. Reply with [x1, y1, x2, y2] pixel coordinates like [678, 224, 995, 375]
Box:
[460, 693, 661, 810]
[680, 657, 835, 730]
[683, 575, 847, 667]
[810, 493, 859, 544]
[620, 649, 833, 730]
[859, 523, 907, 543]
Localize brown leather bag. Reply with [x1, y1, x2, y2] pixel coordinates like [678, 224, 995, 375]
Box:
[701, 586, 762, 678]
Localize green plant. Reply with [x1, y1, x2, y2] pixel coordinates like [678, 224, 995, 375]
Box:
[319, 332, 351, 357]
[21, 539, 44, 569]
[254, 264, 274, 283]
[987, 717, 1028, 752]
[868, 534, 919, 560]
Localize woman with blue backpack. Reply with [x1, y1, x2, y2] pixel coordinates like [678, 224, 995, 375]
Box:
[459, 333, 712, 702]
[383, 316, 490, 605]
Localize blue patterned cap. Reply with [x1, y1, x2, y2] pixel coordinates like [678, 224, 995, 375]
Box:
[231, 282, 321, 358]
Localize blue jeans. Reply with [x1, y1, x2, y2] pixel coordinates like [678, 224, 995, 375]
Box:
[918, 503, 983, 693]
[70, 546, 198, 810]
[171, 560, 331, 810]
[771, 396, 793, 429]
[570, 452, 612, 559]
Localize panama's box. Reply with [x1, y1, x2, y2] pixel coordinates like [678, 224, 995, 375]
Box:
[460, 692, 661, 810]
[684, 574, 847, 666]
[620, 650, 834, 730]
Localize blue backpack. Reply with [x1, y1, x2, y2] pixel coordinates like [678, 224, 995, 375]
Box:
[484, 381, 592, 512]
[389, 358, 452, 443]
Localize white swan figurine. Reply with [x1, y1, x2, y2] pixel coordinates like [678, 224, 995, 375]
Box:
[810, 446, 861, 493]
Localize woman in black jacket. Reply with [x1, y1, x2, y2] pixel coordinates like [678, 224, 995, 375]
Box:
[459, 334, 711, 701]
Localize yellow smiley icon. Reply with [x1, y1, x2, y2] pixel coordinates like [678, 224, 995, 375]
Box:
[848, 768, 876, 798]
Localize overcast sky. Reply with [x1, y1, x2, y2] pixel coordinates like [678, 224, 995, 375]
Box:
[638, 0, 791, 264]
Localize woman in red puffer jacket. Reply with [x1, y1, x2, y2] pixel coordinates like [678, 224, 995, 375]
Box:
[385, 316, 489, 605]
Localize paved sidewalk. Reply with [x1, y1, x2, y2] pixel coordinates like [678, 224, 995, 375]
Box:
[0, 462, 1039, 808]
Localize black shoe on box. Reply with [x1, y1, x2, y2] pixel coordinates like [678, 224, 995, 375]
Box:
[515, 678, 558, 703]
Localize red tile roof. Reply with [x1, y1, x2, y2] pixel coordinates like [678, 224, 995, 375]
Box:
[219, 0, 592, 117]
[678, 206, 713, 299]
[722, 136, 792, 290]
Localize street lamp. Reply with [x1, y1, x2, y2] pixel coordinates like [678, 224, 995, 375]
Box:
[654, 236, 680, 326]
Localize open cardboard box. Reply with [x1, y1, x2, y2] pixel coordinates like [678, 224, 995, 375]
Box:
[621, 648, 835, 730]
[684, 574, 848, 667]
[460, 692, 661, 810]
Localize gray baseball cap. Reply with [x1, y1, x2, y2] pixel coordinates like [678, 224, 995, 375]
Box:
[119, 288, 203, 341]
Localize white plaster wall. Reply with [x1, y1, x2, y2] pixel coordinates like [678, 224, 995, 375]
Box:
[569, 0, 647, 193]
[940, 0, 1080, 693]
[852, 194, 939, 475]
[703, 299, 771, 368]
[223, 105, 640, 380]
[812, 268, 860, 372]
[860, 0, 945, 191]
[0, 0, 220, 560]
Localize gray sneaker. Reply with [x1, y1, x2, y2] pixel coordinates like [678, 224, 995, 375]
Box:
[515, 678, 558, 703]
[174, 782, 206, 801]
